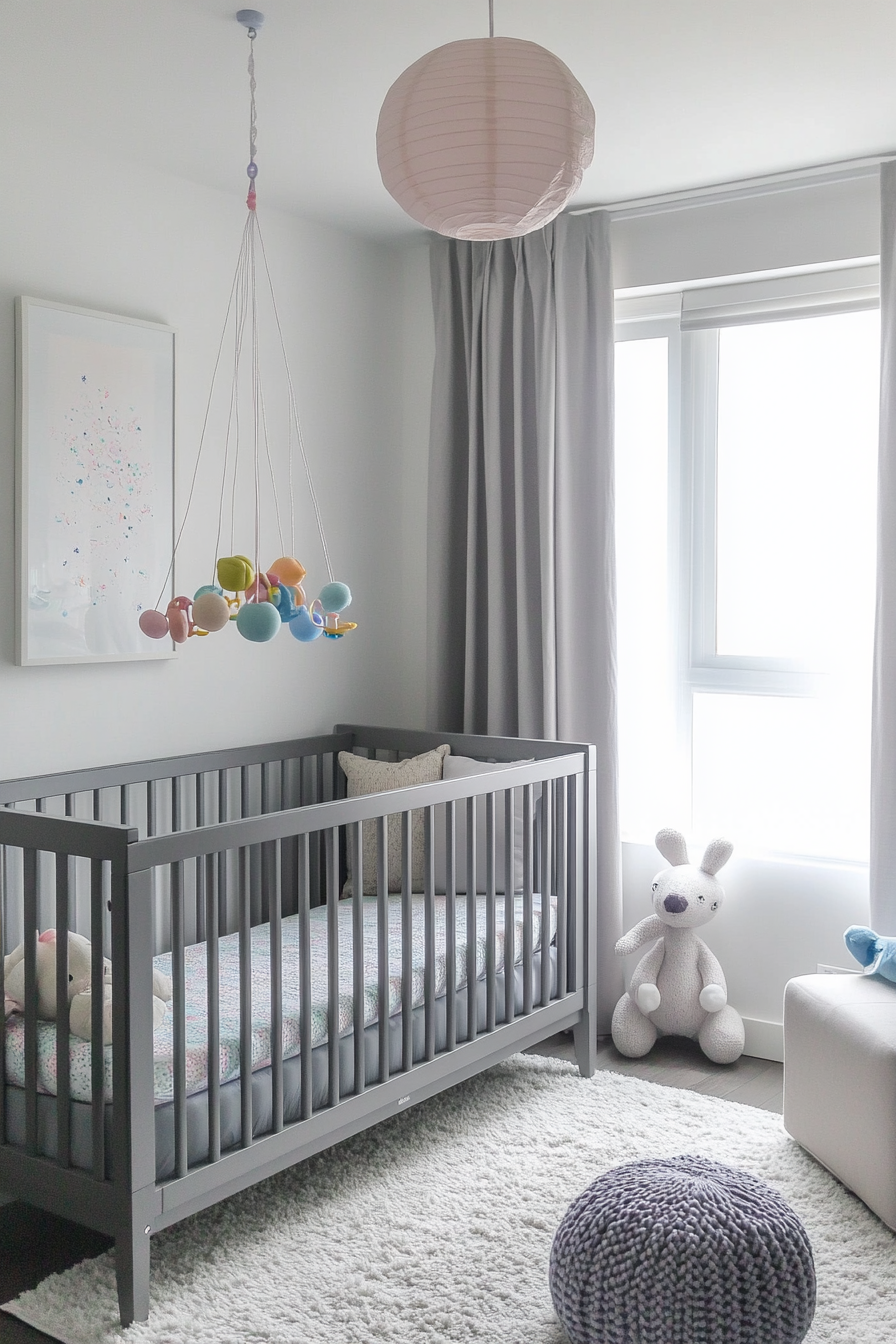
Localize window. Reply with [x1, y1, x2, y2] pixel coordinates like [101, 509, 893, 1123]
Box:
[615, 269, 879, 863]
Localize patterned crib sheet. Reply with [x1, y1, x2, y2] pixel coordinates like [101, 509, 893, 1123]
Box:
[4, 893, 552, 1106]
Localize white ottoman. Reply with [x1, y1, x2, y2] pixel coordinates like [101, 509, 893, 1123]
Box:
[784, 972, 896, 1229]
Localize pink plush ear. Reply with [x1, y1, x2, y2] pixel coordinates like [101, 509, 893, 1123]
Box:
[38, 929, 57, 944]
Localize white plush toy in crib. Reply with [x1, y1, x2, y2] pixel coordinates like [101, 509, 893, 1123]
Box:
[611, 828, 745, 1064]
[3, 929, 172, 1044]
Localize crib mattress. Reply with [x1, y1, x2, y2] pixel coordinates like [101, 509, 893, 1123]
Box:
[4, 894, 551, 1106]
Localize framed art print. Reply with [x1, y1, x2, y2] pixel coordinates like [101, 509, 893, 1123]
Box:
[16, 297, 175, 664]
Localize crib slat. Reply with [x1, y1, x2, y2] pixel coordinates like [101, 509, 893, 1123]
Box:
[523, 784, 534, 1015]
[485, 793, 496, 1034]
[466, 797, 477, 1042]
[218, 772, 228, 934]
[556, 781, 568, 998]
[540, 781, 553, 1008]
[568, 774, 580, 993]
[172, 859, 188, 1179]
[401, 813, 413, 1070]
[326, 827, 340, 1106]
[423, 806, 436, 1061]
[351, 822, 365, 1095]
[54, 853, 71, 1170]
[504, 790, 515, 1028]
[267, 839, 283, 1133]
[206, 852, 220, 1163]
[238, 846, 253, 1147]
[23, 847, 38, 1157]
[298, 834, 313, 1121]
[0, 843, 7, 1147]
[119, 785, 128, 827]
[376, 816, 389, 1085]
[90, 857, 105, 1180]
[445, 801, 457, 1052]
[196, 775, 206, 943]
[146, 780, 155, 837]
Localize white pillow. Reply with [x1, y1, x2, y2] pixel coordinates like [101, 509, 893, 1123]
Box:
[433, 755, 534, 895]
[339, 745, 450, 895]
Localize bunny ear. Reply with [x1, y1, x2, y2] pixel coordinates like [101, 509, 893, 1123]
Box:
[655, 829, 689, 866]
[701, 838, 733, 875]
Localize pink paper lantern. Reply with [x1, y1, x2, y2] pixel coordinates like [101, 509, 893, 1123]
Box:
[376, 36, 595, 240]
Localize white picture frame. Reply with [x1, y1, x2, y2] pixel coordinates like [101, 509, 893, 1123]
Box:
[16, 296, 176, 665]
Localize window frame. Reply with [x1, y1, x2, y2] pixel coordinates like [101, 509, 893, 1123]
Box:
[616, 267, 880, 705]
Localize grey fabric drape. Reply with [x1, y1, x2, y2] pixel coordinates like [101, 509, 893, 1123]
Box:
[872, 164, 896, 931]
[426, 210, 623, 1029]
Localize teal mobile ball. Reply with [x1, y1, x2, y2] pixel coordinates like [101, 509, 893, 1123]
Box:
[236, 601, 281, 643]
[318, 581, 351, 613]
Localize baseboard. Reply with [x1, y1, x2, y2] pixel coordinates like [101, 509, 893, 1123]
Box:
[742, 1017, 783, 1063]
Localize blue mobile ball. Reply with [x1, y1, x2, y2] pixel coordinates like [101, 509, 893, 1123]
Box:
[289, 606, 324, 643]
[236, 601, 281, 643]
[318, 581, 351, 613]
[194, 583, 224, 600]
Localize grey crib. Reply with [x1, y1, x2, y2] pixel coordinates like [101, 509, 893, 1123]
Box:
[0, 724, 598, 1326]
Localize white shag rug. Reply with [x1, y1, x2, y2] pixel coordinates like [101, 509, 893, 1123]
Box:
[3, 1052, 895, 1343]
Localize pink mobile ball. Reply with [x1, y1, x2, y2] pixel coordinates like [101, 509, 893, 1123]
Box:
[166, 604, 190, 644]
[245, 576, 271, 603]
[139, 609, 169, 639]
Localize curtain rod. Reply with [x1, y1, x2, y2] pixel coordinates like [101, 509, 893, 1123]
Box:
[572, 152, 896, 222]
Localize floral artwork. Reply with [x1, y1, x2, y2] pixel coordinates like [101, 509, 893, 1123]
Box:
[17, 299, 174, 663]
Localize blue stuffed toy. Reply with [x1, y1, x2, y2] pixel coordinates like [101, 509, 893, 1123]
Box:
[844, 925, 896, 984]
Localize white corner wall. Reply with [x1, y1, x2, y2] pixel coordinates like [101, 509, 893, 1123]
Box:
[0, 128, 418, 780]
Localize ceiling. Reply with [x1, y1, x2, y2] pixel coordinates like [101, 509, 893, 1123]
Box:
[7, 0, 896, 240]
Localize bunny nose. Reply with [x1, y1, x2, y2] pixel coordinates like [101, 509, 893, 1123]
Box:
[664, 893, 688, 914]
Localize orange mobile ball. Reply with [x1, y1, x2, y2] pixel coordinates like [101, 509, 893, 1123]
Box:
[270, 556, 306, 586]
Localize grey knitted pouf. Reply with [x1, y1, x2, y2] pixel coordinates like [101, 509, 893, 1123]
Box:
[549, 1155, 815, 1344]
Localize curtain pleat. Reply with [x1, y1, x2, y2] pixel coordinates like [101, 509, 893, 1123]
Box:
[426, 212, 623, 1028]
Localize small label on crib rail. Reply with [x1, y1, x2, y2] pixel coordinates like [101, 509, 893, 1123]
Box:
[398, 1094, 412, 1107]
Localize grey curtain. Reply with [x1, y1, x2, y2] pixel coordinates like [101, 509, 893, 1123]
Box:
[872, 163, 896, 931]
[426, 210, 622, 1029]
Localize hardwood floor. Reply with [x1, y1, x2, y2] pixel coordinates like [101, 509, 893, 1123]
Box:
[527, 1032, 785, 1114]
[0, 1035, 783, 1342]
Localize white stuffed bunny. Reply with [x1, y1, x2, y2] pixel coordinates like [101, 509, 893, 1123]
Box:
[4, 929, 172, 1044]
[611, 828, 745, 1064]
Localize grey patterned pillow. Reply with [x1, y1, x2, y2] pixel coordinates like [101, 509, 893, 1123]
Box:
[338, 745, 451, 894]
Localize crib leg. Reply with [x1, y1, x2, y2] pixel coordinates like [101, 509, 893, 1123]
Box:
[115, 1208, 151, 1325]
[572, 1014, 597, 1078]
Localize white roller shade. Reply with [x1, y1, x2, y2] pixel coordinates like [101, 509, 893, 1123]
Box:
[680, 263, 879, 329]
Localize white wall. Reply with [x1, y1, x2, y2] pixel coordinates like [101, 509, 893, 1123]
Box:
[0, 125, 416, 780]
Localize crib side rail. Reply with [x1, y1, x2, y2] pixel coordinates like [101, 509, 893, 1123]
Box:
[0, 734, 354, 807]
[335, 723, 595, 762]
[125, 755, 584, 868]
